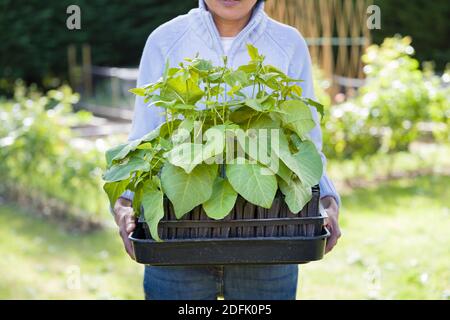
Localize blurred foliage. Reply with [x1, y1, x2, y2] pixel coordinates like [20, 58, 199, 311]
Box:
[373, 0, 450, 71]
[0, 82, 108, 220]
[322, 36, 450, 160]
[0, 0, 197, 92]
[1, 0, 449, 93]
[313, 66, 332, 110]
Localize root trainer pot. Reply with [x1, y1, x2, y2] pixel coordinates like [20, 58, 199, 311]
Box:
[129, 186, 330, 265]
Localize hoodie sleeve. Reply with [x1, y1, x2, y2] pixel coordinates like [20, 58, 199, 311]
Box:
[118, 35, 166, 203]
[287, 32, 341, 208]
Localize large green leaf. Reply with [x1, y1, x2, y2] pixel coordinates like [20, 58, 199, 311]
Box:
[279, 100, 315, 139]
[142, 177, 165, 242]
[224, 70, 249, 87]
[229, 106, 257, 124]
[191, 58, 214, 74]
[272, 135, 323, 188]
[165, 143, 204, 173]
[272, 133, 303, 180]
[244, 96, 271, 112]
[105, 139, 141, 165]
[226, 159, 277, 208]
[103, 157, 150, 182]
[203, 177, 237, 220]
[165, 125, 226, 173]
[165, 76, 204, 105]
[161, 163, 217, 218]
[232, 116, 288, 181]
[279, 177, 312, 213]
[105, 143, 128, 167]
[103, 179, 129, 207]
[293, 141, 323, 187]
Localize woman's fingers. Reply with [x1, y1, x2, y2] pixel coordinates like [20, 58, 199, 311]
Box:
[114, 198, 136, 260]
[125, 213, 136, 233]
[325, 217, 342, 254]
[119, 228, 136, 260]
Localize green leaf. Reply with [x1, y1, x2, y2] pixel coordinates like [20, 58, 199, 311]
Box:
[293, 141, 323, 187]
[132, 181, 144, 214]
[179, 118, 195, 132]
[207, 71, 224, 83]
[244, 96, 271, 112]
[191, 59, 214, 74]
[136, 142, 152, 150]
[275, 160, 293, 184]
[142, 177, 165, 242]
[165, 125, 226, 173]
[103, 157, 150, 182]
[224, 70, 249, 87]
[105, 143, 128, 167]
[272, 133, 303, 180]
[109, 139, 142, 162]
[150, 96, 178, 108]
[203, 177, 237, 220]
[291, 84, 303, 97]
[246, 114, 280, 129]
[238, 63, 257, 74]
[161, 163, 217, 218]
[303, 98, 324, 119]
[226, 159, 277, 208]
[129, 87, 145, 96]
[279, 100, 316, 139]
[279, 176, 312, 213]
[264, 65, 284, 75]
[271, 134, 322, 187]
[103, 180, 129, 207]
[165, 143, 204, 173]
[165, 76, 205, 105]
[244, 98, 263, 112]
[246, 44, 261, 61]
[229, 106, 257, 124]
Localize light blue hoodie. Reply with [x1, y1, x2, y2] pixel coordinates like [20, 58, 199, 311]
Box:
[122, 0, 341, 206]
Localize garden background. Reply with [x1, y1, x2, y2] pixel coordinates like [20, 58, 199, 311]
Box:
[0, 0, 449, 299]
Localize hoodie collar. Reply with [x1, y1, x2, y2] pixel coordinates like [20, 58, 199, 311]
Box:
[192, 0, 268, 59]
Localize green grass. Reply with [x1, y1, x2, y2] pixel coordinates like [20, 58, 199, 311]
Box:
[0, 174, 449, 299]
[0, 205, 142, 299]
[299, 175, 450, 300]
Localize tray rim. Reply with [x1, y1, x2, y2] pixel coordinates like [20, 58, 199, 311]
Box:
[129, 226, 330, 244]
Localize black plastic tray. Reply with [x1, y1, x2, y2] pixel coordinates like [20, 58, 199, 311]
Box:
[129, 222, 330, 266]
[129, 186, 329, 265]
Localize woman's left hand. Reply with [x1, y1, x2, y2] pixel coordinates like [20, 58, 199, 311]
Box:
[321, 196, 341, 254]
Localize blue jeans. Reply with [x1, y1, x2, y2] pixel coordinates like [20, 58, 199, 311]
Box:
[143, 264, 298, 300]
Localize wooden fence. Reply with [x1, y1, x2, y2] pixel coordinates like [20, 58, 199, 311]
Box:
[265, 0, 372, 94]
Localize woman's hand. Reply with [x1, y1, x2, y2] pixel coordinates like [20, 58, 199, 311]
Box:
[321, 196, 341, 254]
[113, 197, 136, 260]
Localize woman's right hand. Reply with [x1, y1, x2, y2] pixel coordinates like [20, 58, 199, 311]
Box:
[113, 197, 136, 260]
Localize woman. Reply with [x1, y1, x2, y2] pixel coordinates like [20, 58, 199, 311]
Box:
[113, 0, 341, 300]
